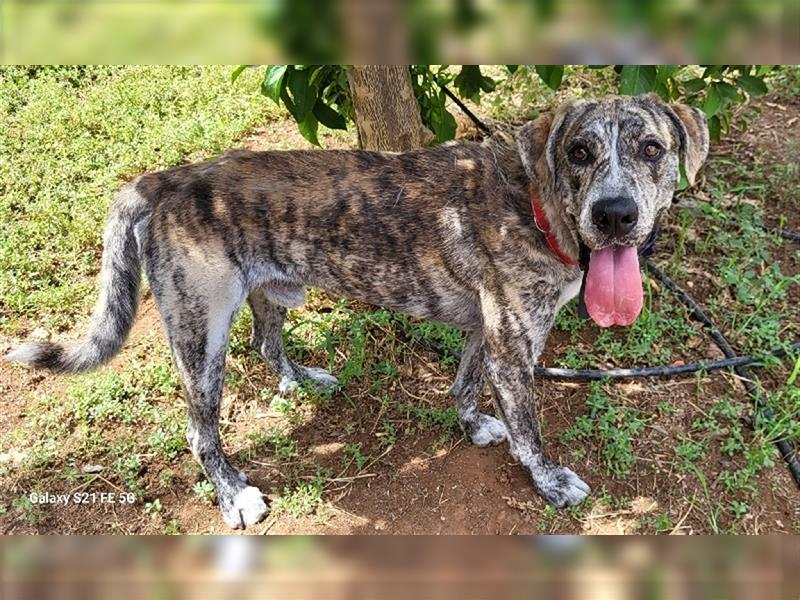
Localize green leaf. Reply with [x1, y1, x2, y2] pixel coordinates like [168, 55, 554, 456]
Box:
[534, 65, 564, 91]
[654, 80, 671, 101]
[454, 65, 494, 101]
[261, 65, 287, 104]
[737, 75, 768, 97]
[703, 84, 723, 117]
[506, 65, 519, 74]
[287, 68, 317, 121]
[313, 100, 347, 130]
[430, 91, 457, 142]
[231, 65, 249, 84]
[715, 81, 740, 102]
[656, 65, 678, 82]
[297, 112, 320, 147]
[618, 65, 657, 95]
[682, 78, 706, 94]
[708, 115, 721, 141]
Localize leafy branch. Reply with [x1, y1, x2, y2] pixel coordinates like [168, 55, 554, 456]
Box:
[234, 65, 775, 146]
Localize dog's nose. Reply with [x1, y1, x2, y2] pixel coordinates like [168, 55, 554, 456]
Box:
[591, 196, 639, 239]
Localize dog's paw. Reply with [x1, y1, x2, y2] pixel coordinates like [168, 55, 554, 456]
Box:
[220, 485, 269, 530]
[278, 366, 338, 394]
[466, 414, 508, 447]
[534, 465, 591, 508]
[300, 366, 339, 389]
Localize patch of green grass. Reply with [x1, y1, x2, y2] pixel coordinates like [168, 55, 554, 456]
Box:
[271, 477, 326, 518]
[402, 403, 460, 447]
[560, 382, 648, 478]
[0, 344, 188, 500]
[0, 65, 278, 334]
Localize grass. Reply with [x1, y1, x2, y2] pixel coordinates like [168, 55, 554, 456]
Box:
[560, 383, 649, 478]
[0, 65, 278, 335]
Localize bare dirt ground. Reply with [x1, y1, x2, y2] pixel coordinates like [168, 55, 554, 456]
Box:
[1, 95, 798, 535]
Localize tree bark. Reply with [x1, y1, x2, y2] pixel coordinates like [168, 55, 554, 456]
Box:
[346, 66, 434, 152]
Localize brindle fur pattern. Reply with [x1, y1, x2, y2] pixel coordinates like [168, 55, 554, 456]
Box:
[8, 94, 708, 529]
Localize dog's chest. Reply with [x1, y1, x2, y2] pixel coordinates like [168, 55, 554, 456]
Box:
[555, 275, 582, 312]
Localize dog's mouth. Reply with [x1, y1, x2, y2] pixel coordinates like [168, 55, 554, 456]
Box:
[577, 227, 658, 328]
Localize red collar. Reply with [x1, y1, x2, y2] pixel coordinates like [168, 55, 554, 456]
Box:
[529, 183, 578, 266]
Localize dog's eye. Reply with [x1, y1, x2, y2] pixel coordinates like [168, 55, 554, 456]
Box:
[569, 145, 592, 164]
[642, 142, 663, 160]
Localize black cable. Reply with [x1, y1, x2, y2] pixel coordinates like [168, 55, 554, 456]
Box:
[426, 339, 800, 380]
[440, 85, 493, 137]
[534, 343, 800, 380]
[758, 223, 800, 242]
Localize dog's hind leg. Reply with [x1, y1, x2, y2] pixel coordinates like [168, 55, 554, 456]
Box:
[449, 330, 508, 447]
[248, 286, 338, 394]
[152, 268, 268, 529]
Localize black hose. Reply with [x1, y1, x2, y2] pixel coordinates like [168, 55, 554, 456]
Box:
[758, 223, 800, 241]
[427, 339, 800, 381]
[534, 343, 800, 380]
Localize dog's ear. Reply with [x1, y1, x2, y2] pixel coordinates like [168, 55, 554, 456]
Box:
[662, 102, 710, 187]
[517, 100, 585, 192]
[516, 112, 554, 185]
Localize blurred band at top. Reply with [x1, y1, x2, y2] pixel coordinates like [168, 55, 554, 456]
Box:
[1, 0, 797, 64]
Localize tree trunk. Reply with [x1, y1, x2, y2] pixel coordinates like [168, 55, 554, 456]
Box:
[346, 66, 434, 152]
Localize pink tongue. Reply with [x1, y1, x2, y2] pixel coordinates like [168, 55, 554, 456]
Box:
[584, 246, 643, 327]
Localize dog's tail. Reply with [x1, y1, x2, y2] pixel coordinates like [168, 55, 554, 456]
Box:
[7, 184, 151, 374]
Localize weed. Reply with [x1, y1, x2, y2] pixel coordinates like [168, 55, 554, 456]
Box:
[343, 443, 370, 471]
[193, 480, 216, 506]
[561, 383, 647, 478]
[271, 480, 324, 518]
[163, 518, 181, 535]
[144, 499, 162, 515]
[12, 496, 44, 526]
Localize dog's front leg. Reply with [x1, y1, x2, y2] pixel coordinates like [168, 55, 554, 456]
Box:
[480, 290, 591, 508]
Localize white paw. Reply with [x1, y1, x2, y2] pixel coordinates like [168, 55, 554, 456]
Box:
[535, 465, 591, 508]
[278, 376, 300, 394]
[278, 367, 338, 394]
[467, 414, 508, 447]
[300, 366, 339, 389]
[221, 486, 269, 529]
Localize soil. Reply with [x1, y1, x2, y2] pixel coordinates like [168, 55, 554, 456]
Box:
[0, 96, 797, 535]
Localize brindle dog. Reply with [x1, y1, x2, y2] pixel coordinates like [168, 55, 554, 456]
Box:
[8, 94, 708, 529]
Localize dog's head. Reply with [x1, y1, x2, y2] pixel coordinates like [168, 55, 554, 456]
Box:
[517, 95, 709, 326]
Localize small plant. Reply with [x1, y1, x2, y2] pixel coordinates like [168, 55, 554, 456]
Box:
[271, 480, 324, 518]
[113, 453, 144, 495]
[144, 498, 162, 515]
[147, 420, 187, 461]
[12, 496, 43, 526]
[163, 518, 181, 535]
[653, 513, 673, 533]
[343, 443, 370, 471]
[193, 480, 216, 505]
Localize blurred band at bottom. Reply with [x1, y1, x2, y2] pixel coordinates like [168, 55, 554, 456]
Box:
[1, 535, 796, 600]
